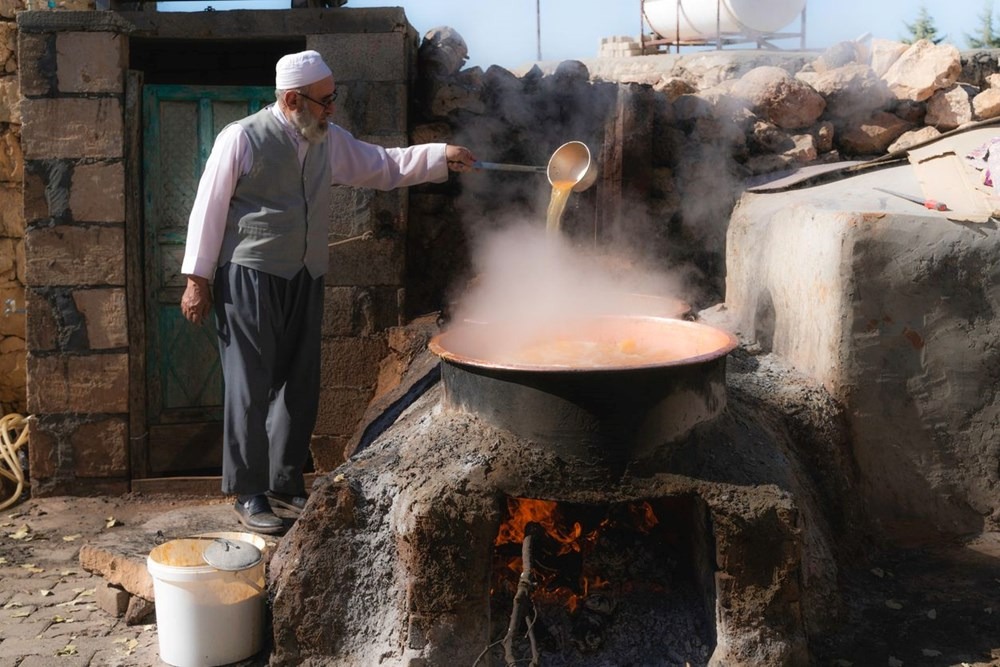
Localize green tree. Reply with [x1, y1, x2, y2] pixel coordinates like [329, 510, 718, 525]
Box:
[902, 4, 946, 44]
[967, 1, 1000, 48]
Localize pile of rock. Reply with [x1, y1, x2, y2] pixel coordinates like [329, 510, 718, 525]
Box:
[409, 31, 1000, 306]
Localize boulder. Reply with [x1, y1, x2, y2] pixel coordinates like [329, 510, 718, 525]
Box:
[869, 38, 908, 78]
[838, 110, 913, 156]
[887, 125, 942, 153]
[809, 64, 894, 127]
[882, 39, 961, 102]
[973, 87, 1000, 120]
[924, 84, 973, 130]
[731, 66, 825, 130]
[813, 41, 867, 73]
[418, 26, 469, 78]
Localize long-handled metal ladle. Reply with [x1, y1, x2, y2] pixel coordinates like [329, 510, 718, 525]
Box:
[473, 160, 547, 174]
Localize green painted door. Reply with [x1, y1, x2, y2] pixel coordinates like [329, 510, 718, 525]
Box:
[143, 84, 273, 475]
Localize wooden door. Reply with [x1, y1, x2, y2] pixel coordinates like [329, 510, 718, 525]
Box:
[142, 84, 273, 475]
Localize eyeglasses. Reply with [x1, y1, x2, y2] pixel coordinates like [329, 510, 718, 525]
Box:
[296, 89, 338, 109]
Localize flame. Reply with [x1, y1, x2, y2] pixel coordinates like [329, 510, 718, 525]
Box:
[495, 498, 590, 555]
[493, 498, 663, 613]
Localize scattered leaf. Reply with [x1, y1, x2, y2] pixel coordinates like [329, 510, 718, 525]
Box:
[61, 534, 82, 542]
[333, 473, 345, 482]
[3, 600, 22, 609]
[52, 615, 67, 623]
[927, 609, 937, 619]
[39, 589, 52, 597]
[77, 588, 95, 597]
[56, 643, 77, 656]
[9, 525, 32, 540]
[0, 556, 6, 564]
[12, 610, 29, 618]
[114, 637, 138, 655]
[885, 599, 904, 610]
[921, 649, 942, 657]
[888, 657, 904, 667]
[20, 564, 44, 574]
[105, 516, 119, 528]
[60, 570, 75, 576]
[870, 567, 885, 578]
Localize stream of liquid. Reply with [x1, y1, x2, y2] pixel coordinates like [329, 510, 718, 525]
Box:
[545, 179, 577, 234]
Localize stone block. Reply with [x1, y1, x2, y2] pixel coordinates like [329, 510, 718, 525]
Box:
[322, 285, 402, 337]
[24, 160, 70, 221]
[72, 287, 127, 349]
[56, 32, 124, 94]
[0, 336, 25, 411]
[17, 33, 53, 97]
[328, 185, 372, 239]
[21, 98, 123, 159]
[0, 23, 15, 74]
[25, 225, 125, 286]
[72, 417, 127, 477]
[24, 288, 56, 351]
[0, 283, 23, 336]
[95, 581, 130, 618]
[69, 161, 124, 222]
[311, 31, 410, 83]
[343, 81, 407, 135]
[0, 183, 23, 235]
[26, 419, 55, 480]
[0, 236, 12, 276]
[326, 236, 405, 287]
[314, 385, 373, 438]
[26, 352, 128, 413]
[0, 131, 24, 183]
[0, 74, 19, 123]
[23, 165, 47, 222]
[0, 0, 23, 19]
[320, 336, 387, 388]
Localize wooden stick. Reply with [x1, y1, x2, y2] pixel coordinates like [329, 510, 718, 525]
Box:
[502, 522, 541, 666]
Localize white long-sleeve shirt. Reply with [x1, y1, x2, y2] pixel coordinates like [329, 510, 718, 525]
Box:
[181, 104, 449, 280]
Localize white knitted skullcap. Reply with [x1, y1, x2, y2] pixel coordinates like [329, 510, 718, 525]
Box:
[275, 50, 333, 89]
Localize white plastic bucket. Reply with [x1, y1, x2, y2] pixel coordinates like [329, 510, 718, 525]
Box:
[146, 532, 267, 667]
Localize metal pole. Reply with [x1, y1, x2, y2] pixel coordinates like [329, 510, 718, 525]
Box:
[536, 0, 542, 61]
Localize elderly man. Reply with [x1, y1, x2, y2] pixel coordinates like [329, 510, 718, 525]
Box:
[180, 50, 476, 533]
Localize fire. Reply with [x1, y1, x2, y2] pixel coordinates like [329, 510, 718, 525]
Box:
[494, 498, 662, 611]
[494, 498, 594, 555]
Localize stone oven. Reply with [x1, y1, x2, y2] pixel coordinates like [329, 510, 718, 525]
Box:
[267, 305, 849, 665]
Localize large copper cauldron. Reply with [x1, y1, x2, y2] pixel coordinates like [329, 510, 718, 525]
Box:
[429, 316, 738, 471]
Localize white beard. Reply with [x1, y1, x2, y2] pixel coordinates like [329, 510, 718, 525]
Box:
[290, 107, 329, 144]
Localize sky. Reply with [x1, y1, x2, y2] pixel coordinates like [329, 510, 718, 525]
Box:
[160, 0, 978, 71]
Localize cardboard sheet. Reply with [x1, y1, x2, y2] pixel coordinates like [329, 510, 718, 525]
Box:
[907, 145, 999, 223]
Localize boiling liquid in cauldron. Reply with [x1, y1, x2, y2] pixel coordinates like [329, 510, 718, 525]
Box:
[546, 179, 576, 234]
[500, 337, 674, 367]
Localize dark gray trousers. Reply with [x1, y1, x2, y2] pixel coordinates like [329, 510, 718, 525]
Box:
[213, 263, 323, 497]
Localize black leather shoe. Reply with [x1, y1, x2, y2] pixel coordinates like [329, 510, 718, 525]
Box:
[266, 491, 307, 515]
[233, 494, 284, 534]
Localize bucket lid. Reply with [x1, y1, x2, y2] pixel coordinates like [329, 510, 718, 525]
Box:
[202, 537, 262, 571]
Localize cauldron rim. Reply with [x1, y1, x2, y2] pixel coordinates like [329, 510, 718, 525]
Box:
[428, 315, 739, 374]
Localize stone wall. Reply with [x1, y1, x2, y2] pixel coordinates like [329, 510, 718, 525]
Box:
[14, 9, 420, 494]
[19, 23, 129, 495]
[0, 0, 23, 417]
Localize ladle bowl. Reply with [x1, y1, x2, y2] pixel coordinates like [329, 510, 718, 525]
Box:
[547, 141, 598, 192]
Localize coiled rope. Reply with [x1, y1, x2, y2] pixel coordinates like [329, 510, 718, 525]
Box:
[0, 413, 29, 511]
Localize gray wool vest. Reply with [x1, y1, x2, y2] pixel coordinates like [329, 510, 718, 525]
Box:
[218, 108, 332, 279]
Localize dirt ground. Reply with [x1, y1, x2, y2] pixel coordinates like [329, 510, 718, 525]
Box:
[0, 492, 997, 666]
